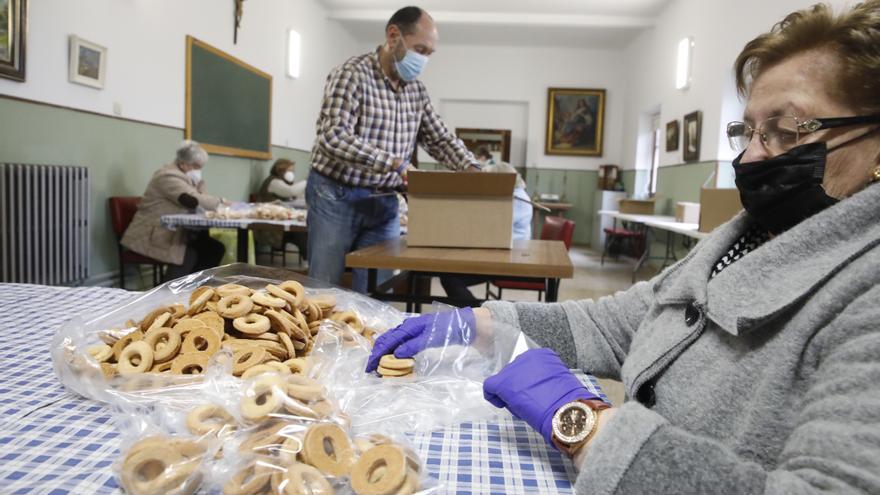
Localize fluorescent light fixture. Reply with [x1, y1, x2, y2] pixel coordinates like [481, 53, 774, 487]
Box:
[676, 37, 693, 90]
[287, 29, 301, 79]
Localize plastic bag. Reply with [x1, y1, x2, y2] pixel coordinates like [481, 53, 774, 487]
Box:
[51, 264, 404, 404]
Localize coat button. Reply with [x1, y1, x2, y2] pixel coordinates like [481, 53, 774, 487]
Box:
[684, 302, 700, 326]
[636, 380, 656, 408]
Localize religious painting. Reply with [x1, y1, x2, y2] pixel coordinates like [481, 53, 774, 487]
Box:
[0, 0, 27, 81]
[666, 120, 679, 152]
[68, 35, 107, 89]
[683, 111, 702, 162]
[545, 88, 605, 156]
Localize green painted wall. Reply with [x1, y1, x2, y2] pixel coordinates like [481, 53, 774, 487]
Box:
[524, 169, 598, 246]
[653, 162, 715, 215]
[0, 96, 313, 279]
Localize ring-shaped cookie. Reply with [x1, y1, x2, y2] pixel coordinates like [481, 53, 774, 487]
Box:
[232, 347, 269, 376]
[217, 295, 254, 319]
[148, 458, 201, 495]
[87, 343, 114, 363]
[237, 421, 287, 455]
[331, 311, 364, 334]
[377, 366, 412, 377]
[170, 303, 187, 319]
[265, 284, 300, 309]
[233, 313, 271, 336]
[172, 318, 208, 338]
[241, 363, 288, 379]
[144, 327, 182, 362]
[282, 463, 334, 495]
[187, 287, 215, 316]
[379, 355, 415, 371]
[351, 445, 408, 495]
[151, 361, 174, 373]
[286, 375, 325, 402]
[241, 374, 285, 421]
[187, 404, 237, 436]
[216, 283, 252, 298]
[310, 294, 337, 312]
[302, 300, 322, 323]
[252, 291, 288, 309]
[121, 444, 184, 495]
[277, 434, 304, 465]
[112, 330, 144, 361]
[182, 327, 221, 356]
[278, 332, 297, 359]
[171, 352, 210, 375]
[222, 462, 272, 495]
[139, 306, 172, 332]
[192, 311, 225, 339]
[118, 341, 155, 375]
[282, 358, 309, 375]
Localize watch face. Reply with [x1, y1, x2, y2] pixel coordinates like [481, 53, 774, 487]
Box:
[552, 402, 596, 444]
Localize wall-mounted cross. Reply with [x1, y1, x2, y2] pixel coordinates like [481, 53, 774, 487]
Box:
[234, 0, 244, 44]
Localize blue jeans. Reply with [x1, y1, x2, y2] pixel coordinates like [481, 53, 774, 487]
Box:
[306, 171, 400, 293]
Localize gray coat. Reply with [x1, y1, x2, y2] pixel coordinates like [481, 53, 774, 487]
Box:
[485, 182, 880, 494]
[121, 163, 220, 265]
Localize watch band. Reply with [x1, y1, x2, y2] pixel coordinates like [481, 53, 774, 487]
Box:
[551, 399, 610, 456]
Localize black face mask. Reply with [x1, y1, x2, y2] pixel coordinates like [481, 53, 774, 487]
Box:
[733, 141, 839, 234]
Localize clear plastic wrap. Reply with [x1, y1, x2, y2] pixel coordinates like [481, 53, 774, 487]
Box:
[52, 264, 529, 493]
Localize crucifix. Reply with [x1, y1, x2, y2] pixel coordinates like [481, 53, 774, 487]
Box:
[234, 0, 244, 44]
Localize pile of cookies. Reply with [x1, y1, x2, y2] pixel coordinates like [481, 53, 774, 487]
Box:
[376, 355, 415, 378]
[86, 282, 366, 379]
[120, 435, 206, 495]
[205, 203, 305, 221]
[225, 422, 422, 495]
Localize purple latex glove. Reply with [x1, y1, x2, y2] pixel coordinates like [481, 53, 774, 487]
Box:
[483, 348, 602, 446]
[365, 308, 476, 372]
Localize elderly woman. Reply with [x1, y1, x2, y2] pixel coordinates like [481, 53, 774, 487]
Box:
[368, 2, 880, 493]
[122, 141, 225, 280]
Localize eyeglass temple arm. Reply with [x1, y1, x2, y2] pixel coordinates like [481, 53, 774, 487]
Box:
[812, 114, 880, 130]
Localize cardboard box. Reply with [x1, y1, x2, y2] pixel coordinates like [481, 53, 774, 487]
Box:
[618, 198, 656, 215]
[406, 170, 515, 249]
[699, 188, 742, 232]
[675, 202, 701, 224]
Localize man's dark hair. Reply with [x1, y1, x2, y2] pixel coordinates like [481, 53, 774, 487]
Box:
[386, 6, 424, 35]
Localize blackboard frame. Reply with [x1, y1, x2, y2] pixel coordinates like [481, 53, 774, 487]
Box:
[185, 36, 272, 160]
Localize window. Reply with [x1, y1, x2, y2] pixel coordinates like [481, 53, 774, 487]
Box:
[648, 113, 661, 196]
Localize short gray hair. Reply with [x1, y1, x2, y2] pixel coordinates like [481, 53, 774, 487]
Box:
[484, 161, 526, 189]
[175, 140, 208, 167]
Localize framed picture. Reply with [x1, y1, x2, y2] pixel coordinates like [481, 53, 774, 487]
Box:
[683, 111, 702, 162]
[68, 35, 107, 89]
[0, 0, 27, 81]
[545, 88, 605, 156]
[665, 120, 679, 152]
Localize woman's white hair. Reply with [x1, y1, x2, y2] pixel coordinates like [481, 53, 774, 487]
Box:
[483, 161, 526, 189]
[176, 140, 208, 167]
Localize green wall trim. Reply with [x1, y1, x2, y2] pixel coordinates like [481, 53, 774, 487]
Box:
[0, 96, 312, 278]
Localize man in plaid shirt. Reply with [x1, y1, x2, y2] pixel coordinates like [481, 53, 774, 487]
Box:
[306, 6, 480, 292]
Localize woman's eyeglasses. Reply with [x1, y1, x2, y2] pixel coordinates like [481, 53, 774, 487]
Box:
[726, 114, 880, 155]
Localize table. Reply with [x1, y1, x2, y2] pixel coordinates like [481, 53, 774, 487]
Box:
[0, 283, 606, 494]
[598, 210, 708, 282]
[161, 213, 307, 263]
[346, 238, 574, 311]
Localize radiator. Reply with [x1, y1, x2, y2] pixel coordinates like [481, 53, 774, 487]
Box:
[0, 163, 90, 285]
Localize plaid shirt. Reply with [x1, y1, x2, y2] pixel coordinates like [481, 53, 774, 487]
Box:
[310, 47, 479, 189]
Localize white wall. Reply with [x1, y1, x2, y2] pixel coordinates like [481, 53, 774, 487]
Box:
[354, 41, 628, 171]
[0, 0, 359, 151]
[436, 99, 529, 167]
[620, 0, 853, 170]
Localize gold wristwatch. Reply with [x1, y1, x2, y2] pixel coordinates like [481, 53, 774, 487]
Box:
[551, 399, 610, 456]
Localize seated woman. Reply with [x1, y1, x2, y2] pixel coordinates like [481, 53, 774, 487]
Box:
[258, 158, 307, 202]
[440, 161, 533, 306]
[255, 158, 309, 262]
[122, 140, 225, 280]
[370, 2, 880, 492]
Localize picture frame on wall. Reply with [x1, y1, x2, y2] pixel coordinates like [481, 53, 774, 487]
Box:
[683, 110, 702, 162]
[0, 0, 27, 81]
[68, 35, 107, 89]
[665, 120, 679, 152]
[545, 87, 605, 156]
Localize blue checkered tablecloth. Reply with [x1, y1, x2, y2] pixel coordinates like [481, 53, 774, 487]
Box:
[160, 213, 307, 231]
[0, 283, 605, 494]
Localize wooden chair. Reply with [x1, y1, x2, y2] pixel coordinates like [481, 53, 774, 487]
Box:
[487, 216, 575, 301]
[108, 196, 164, 289]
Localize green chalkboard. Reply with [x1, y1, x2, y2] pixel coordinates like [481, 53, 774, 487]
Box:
[185, 36, 272, 159]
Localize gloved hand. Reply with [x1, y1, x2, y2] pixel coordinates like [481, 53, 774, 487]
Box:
[365, 308, 476, 372]
[483, 348, 603, 446]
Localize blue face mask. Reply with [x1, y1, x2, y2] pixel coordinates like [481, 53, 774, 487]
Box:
[393, 41, 428, 82]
